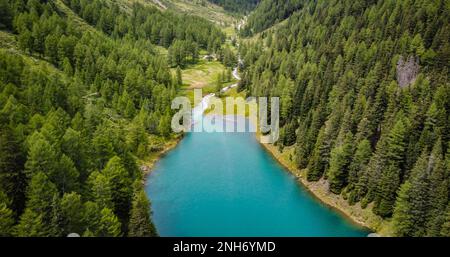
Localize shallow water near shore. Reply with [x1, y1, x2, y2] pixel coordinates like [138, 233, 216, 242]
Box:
[146, 116, 369, 237]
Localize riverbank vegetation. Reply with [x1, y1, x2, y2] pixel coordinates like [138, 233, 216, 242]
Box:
[0, 0, 226, 237]
[239, 0, 449, 236]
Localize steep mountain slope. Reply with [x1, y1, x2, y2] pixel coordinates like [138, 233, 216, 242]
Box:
[240, 0, 304, 36]
[239, 0, 449, 236]
[207, 0, 260, 14]
[0, 0, 225, 237]
[120, 0, 239, 26]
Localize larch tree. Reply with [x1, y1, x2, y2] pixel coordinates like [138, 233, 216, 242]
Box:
[128, 189, 158, 237]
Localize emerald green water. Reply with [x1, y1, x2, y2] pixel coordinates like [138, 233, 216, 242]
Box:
[146, 117, 369, 237]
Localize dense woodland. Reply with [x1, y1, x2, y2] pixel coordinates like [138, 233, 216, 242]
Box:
[0, 0, 225, 236]
[208, 0, 260, 14]
[240, 0, 304, 36]
[0, 0, 449, 238]
[239, 0, 449, 236]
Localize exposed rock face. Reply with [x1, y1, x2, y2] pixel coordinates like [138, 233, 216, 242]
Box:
[396, 56, 419, 88]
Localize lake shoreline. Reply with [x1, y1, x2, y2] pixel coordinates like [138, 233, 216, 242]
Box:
[144, 112, 386, 236]
[142, 135, 184, 179]
[196, 113, 387, 236]
[258, 140, 389, 236]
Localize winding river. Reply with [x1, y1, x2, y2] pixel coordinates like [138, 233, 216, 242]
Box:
[145, 65, 369, 237]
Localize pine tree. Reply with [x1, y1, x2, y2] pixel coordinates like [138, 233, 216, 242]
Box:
[60, 192, 84, 235]
[92, 130, 115, 170]
[281, 80, 294, 122]
[82, 201, 102, 236]
[374, 163, 401, 218]
[98, 207, 122, 237]
[0, 127, 26, 214]
[215, 73, 223, 95]
[373, 119, 408, 217]
[49, 194, 63, 237]
[102, 156, 132, 225]
[307, 127, 327, 181]
[392, 151, 430, 236]
[18, 29, 33, 53]
[440, 203, 450, 237]
[425, 140, 448, 236]
[0, 0, 12, 30]
[385, 119, 408, 165]
[55, 154, 80, 194]
[128, 189, 157, 237]
[23, 172, 58, 220]
[14, 208, 46, 237]
[158, 113, 172, 138]
[88, 171, 113, 210]
[328, 132, 353, 194]
[176, 66, 183, 88]
[347, 139, 372, 204]
[226, 68, 232, 82]
[0, 192, 14, 236]
[24, 135, 58, 179]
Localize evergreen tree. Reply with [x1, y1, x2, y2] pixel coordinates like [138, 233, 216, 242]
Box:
[0, 0, 227, 237]
[0, 0, 12, 30]
[23, 172, 58, 220]
[425, 140, 448, 236]
[392, 152, 430, 236]
[24, 135, 58, 179]
[55, 154, 79, 194]
[158, 113, 172, 138]
[374, 163, 401, 218]
[102, 156, 132, 225]
[0, 192, 14, 236]
[82, 201, 102, 236]
[215, 73, 223, 95]
[128, 189, 157, 237]
[14, 209, 46, 237]
[328, 132, 353, 194]
[373, 119, 408, 217]
[88, 171, 113, 210]
[440, 203, 450, 237]
[98, 207, 122, 237]
[176, 66, 183, 88]
[60, 192, 84, 235]
[0, 127, 26, 214]
[347, 139, 372, 205]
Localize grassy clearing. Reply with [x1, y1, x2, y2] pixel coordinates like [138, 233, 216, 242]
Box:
[87, 1, 238, 27]
[160, 0, 237, 26]
[204, 87, 255, 117]
[180, 60, 226, 90]
[223, 26, 237, 38]
[174, 59, 236, 103]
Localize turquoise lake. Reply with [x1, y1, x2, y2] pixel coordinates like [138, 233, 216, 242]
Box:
[146, 117, 369, 237]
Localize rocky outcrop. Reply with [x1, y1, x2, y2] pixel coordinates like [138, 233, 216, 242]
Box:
[396, 56, 419, 88]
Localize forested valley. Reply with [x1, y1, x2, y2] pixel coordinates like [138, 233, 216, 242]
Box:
[0, 0, 449, 238]
[0, 0, 225, 237]
[207, 0, 260, 14]
[239, 0, 449, 236]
